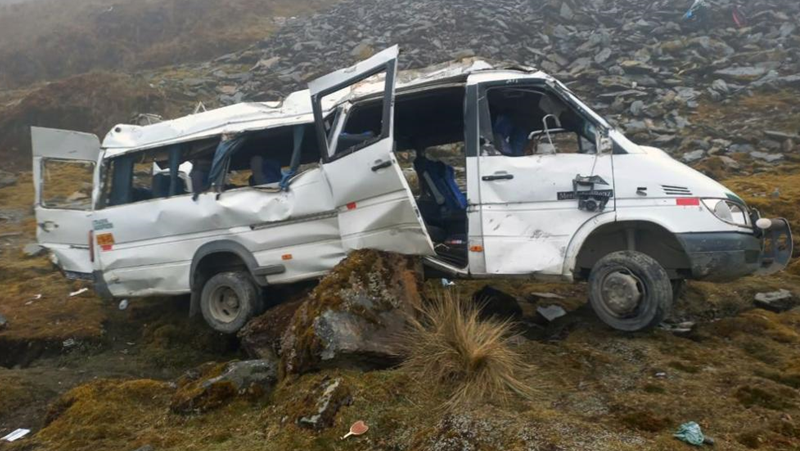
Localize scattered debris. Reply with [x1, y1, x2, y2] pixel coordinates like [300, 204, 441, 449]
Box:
[1, 428, 30, 442]
[69, 288, 89, 297]
[62, 338, 77, 348]
[535, 305, 568, 323]
[530, 292, 565, 300]
[441, 278, 455, 287]
[0, 312, 7, 330]
[22, 243, 44, 257]
[341, 420, 369, 440]
[674, 421, 706, 446]
[118, 299, 129, 311]
[754, 289, 796, 313]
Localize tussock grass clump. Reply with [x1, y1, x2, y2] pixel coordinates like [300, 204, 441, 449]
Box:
[401, 291, 531, 408]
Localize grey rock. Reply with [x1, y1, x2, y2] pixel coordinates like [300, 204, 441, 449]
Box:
[624, 120, 648, 134]
[280, 251, 421, 375]
[714, 66, 768, 82]
[350, 42, 373, 58]
[203, 359, 279, 393]
[755, 289, 796, 313]
[682, 150, 705, 163]
[594, 47, 612, 64]
[560, 2, 574, 20]
[764, 130, 800, 141]
[729, 143, 756, 154]
[0, 171, 17, 189]
[718, 156, 740, 170]
[750, 151, 783, 163]
[536, 305, 567, 322]
[0, 312, 7, 330]
[629, 100, 644, 116]
[450, 49, 475, 59]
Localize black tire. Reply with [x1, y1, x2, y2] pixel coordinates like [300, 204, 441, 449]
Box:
[588, 251, 673, 332]
[200, 271, 258, 334]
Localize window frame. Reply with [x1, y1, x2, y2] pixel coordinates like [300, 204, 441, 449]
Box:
[476, 80, 617, 158]
[38, 157, 96, 211]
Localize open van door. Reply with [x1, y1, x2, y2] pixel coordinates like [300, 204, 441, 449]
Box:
[31, 127, 101, 279]
[310, 46, 435, 255]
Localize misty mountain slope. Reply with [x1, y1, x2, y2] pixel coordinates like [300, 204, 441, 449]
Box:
[0, 0, 337, 89]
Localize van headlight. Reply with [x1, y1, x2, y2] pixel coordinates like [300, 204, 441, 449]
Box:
[702, 199, 750, 226]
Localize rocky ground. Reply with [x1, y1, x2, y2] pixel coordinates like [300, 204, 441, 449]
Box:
[1, 0, 800, 449]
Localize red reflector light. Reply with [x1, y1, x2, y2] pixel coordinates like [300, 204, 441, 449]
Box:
[346, 202, 357, 210]
[676, 198, 700, 206]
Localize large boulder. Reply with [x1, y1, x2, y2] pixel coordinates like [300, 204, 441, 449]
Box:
[239, 298, 305, 360]
[280, 249, 422, 376]
[170, 359, 278, 413]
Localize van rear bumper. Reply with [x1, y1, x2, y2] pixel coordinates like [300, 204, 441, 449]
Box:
[677, 220, 793, 282]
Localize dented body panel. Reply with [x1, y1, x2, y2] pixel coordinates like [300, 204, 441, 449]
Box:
[31, 49, 792, 306]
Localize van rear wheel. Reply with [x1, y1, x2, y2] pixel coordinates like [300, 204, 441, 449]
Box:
[588, 251, 672, 332]
[200, 271, 258, 334]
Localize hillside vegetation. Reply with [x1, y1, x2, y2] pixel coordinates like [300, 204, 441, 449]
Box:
[0, 0, 333, 89]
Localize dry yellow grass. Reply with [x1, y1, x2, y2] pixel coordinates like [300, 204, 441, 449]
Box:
[401, 291, 531, 409]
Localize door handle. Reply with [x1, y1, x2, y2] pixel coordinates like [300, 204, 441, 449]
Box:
[482, 173, 514, 181]
[38, 221, 58, 232]
[371, 160, 392, 172]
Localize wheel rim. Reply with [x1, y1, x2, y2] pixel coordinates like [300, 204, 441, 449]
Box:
[208, 286, 241, 323]
[598, 269, 645, 318]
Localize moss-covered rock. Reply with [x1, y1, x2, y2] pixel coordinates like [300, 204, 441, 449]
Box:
[170, 359, 279, 413]
[295, 376, 353, 430]
[280, 250, 422, 376]
[239, 298, 305, 360]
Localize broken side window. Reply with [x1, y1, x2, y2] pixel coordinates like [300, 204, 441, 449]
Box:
[212, 123, 319, 191]
[41, 159, 94, 210]
[98, 139, 215, 208]
[482, 86, 598, 157]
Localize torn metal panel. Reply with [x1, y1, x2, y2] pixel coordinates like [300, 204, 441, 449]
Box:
[95, 167, 342, 297]
[477, 152, 614, 275]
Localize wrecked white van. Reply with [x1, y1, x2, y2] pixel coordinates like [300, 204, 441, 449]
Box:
[32, 46, 793, 333]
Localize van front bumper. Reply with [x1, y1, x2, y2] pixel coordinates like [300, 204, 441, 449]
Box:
[677, 218, 793, 282]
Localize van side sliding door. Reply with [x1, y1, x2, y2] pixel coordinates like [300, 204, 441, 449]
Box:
[310, 46, 435, 256]
[31, 127, 102, 278]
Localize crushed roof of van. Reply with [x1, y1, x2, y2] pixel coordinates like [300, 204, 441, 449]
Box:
[101, 58, 544, 157]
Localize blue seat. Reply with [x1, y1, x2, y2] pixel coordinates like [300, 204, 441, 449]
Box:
[414, 155, 467, 216]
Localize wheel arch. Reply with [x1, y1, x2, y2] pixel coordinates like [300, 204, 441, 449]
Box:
[189, 240, 263, 316]
[567, 219, 692, 281]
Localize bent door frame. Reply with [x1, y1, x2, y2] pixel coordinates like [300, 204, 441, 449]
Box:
[31, 127, 103, 277]
[310, 46, 435, 256]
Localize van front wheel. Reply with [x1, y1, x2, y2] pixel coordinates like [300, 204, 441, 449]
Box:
[588, 251, 672, 332]
[200, 271, 258, 334]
